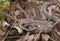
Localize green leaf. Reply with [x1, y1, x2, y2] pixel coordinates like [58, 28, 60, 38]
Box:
[0, 11, 4, 20]
[2, 1, 10, 10]
[0, 0, 10, 10]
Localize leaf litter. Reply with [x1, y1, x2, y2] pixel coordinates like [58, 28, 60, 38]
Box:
[0, 0, 60, 41]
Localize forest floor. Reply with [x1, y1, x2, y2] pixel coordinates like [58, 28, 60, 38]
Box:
[0, 0, 60, 41]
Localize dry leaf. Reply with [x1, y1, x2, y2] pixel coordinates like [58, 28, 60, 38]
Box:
[0, 30, 5, 36]
[42, 34, 50, 41]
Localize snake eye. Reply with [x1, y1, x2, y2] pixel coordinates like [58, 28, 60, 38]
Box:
[33, 23, 41, 28]
[34, 24, 38, 27]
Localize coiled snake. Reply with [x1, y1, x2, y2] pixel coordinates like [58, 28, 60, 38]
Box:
[18, 1, 60, 33]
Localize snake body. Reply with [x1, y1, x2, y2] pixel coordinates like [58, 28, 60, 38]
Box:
[19, 18, 54, 32]
[18, 1, 60, 33]
[41, 1, 60, 26]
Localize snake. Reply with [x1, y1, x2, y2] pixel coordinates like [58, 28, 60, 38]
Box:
[19, 18, 54, 32]
[6, 1, 60, 33]
[19, 1, 60, 33]
[40, 1, 60, 27]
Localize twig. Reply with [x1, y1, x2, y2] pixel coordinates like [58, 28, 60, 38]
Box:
[1, 22, 16, 41]
[31, 8, 37, 19]
[16, 4, 30, 19]
[34, 31, 41, 41]
[49, 37, 55, 41]
[23, 32, 30, 41]
[5, 14, 19, 21]
[7, 36, 20, 38]
[1, 29, 11, 41]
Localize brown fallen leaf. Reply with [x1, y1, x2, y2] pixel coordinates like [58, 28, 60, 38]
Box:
[42, 34, 50, 41]
[0, 21, 5, 36]
[0, 30, 5, 36]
